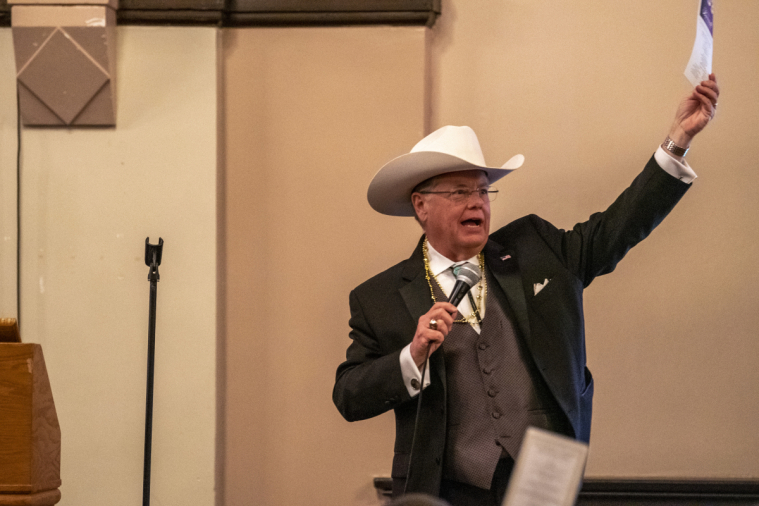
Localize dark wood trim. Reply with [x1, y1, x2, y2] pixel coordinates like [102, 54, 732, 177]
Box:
[374, 477, 392, 499]
[117, 9, 224, 25]
[373, 477, 759, 502]
[1, 1, 440, 27]
[580, 478, 759, 499]
[0, 0, 10, 27]
[117, 0, 221, 25]
[230, 0, 437, 10]
[223, 11, 437, 27]
[0, 0, 439, 27]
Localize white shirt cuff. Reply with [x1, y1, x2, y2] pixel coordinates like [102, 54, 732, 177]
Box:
[654, 146, 697, 184]
[400, 343, 431, 397]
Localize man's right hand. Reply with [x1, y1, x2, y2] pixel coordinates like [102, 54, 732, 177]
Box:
[410, 302, 458, 369]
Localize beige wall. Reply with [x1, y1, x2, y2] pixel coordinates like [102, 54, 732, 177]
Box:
[222, 2, 759, 502]
[428, 0, 759, 478]
[222, 26, 427, 506]
[2, 1, 758, 505]
[1, 29, 18, 318]
[4, 27, 218, 505]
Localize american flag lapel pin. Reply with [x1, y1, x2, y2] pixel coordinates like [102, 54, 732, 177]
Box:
[500, 254, 512, 261]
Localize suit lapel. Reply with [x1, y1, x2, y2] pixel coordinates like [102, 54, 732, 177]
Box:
[400, 237, 433, 323]
[484, 240, 531, 341]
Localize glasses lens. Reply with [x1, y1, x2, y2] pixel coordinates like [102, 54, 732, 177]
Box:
[449, 189, 470, 202]
[432, 188, 498, 202]
[472, 188, 497, 203]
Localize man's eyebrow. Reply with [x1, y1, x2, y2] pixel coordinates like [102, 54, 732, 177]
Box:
[442, 182, 485, 188]
[445, 184, 489, 189]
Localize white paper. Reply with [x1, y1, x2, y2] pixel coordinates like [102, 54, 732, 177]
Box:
[684, 0, 714, 87]
[501, 427, 588, 506]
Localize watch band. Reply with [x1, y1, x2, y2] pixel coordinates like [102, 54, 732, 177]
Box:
[662, 136, 689, 157]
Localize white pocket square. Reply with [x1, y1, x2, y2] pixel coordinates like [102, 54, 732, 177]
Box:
[533, 278, 550, 295]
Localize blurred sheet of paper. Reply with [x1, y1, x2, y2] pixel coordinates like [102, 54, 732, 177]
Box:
[684, 0, 714, 87]
[501, 428, 588, 506]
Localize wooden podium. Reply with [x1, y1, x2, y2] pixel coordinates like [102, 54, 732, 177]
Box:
[0, 319, 62, 506]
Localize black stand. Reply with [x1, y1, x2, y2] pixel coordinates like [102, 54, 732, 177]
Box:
[143, 237, 163, 506]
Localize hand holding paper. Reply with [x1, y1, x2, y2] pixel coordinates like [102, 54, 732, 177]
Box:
[668, 73, 720, 150]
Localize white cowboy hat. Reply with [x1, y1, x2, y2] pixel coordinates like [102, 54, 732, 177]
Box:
[367, 125, 524, 216]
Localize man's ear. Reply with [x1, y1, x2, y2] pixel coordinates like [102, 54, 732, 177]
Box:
[411, 193, 427, 225]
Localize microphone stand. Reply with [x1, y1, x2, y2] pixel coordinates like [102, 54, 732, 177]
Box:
[143, 237, 163, 506]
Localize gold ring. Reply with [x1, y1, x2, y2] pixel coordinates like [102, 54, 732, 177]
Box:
[429, 319, 438, 331]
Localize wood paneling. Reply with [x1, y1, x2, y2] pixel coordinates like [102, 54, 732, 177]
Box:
[0, 344, 60, 503]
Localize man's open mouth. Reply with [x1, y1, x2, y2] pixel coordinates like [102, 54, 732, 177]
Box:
[461, 218, 482, 227]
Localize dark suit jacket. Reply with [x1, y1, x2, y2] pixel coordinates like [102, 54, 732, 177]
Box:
[333, 156, 690, 496]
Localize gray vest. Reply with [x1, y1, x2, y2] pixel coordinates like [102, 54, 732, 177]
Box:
[434, 268, 567, 490]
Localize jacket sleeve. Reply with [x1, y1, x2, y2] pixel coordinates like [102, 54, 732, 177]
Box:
[333, 288, 413, 422]
[528, 155, 691, 288]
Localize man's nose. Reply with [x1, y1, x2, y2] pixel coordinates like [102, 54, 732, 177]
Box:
[467, 192, 486, 207]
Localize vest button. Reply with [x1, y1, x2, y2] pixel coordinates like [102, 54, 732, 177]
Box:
[478, 343, 488, 350]
[483, 368, 492, 375]
[487, 389, 496, 397]
[492, 412, 501, 419]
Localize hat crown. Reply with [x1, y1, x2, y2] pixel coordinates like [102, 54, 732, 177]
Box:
[410, 125, 487, 167]
[367, 125, 520, 216]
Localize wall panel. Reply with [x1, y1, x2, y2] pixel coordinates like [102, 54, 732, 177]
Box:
[0, 28, 18, 319]
[16, 26, 218, 506]
[428, 0, 759, 479]
[222, 26, 426, 506]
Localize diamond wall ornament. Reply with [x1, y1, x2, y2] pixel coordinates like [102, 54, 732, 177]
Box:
[10, 2, 118, 127]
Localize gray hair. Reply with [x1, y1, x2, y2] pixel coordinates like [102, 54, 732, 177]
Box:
[411, 176, 441, 225]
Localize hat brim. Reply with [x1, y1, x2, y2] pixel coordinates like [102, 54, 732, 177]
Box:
[367, 151, 518, 217]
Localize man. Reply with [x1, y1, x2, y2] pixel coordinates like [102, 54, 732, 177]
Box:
[333, 75, 719, 506]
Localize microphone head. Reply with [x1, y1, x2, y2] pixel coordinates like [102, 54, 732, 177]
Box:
[452, 263, 481, 287]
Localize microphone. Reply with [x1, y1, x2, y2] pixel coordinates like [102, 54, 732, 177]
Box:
[448, 263, 481, 306]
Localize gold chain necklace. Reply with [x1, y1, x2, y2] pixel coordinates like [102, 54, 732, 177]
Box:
[422, 240, 486, 324]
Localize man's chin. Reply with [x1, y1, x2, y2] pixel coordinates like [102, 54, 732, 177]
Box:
[460, 226, 488, 240]
[457, 234, 488, 254]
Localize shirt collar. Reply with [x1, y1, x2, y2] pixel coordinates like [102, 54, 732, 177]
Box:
[425, 239, 480, 277]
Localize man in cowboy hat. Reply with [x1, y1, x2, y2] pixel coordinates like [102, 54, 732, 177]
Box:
[333, 75, 719, 506]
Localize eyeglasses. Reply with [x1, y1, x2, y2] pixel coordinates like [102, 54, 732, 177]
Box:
[417, 186, 499, 203]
